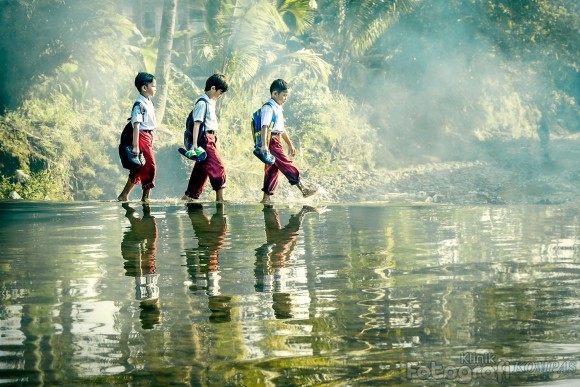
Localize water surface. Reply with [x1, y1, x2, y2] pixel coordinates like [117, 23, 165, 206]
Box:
[1, 201, 579, 385]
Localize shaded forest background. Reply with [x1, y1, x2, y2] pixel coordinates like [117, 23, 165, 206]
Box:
[0, 0, 578, 201]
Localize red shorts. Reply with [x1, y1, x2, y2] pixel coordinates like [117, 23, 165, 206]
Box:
[129, 131, 156, 190]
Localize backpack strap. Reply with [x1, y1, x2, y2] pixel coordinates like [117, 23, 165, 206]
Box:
[185, 97, 210, 148]
[127, 101, 145, 121]
[134, 101, 145, 115]
[196, 97, 210, 134]
[262, 100, 277, 128]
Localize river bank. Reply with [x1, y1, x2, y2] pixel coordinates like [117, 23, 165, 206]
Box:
[308, 138, 580, 205]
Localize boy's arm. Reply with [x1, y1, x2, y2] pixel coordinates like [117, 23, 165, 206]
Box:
[132, 122, 140, 153]
[260, 125, 269, 153]
[192, 121, 202, 149]
[281, 132, 296, 157]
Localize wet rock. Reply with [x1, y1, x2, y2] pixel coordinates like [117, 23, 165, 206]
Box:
[9, 191, 22, 200]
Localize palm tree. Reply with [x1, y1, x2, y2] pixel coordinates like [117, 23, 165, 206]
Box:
[0, 0, 137, 111]
[310, 0, 418, 91]
[154, 0, 178, 125]
[186, 0, 331, 98]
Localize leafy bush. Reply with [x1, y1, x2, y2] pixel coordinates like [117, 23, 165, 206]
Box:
[286, 78, 377, 173]
[0, 90, 126, 201]
[0, 170, 71, 200]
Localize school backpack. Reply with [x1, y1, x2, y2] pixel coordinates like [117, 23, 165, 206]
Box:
[119, 101, 145, 170]
[183, 97, 209, 150]
[251, 100, 277, 148]
[251, 101, 277, 165]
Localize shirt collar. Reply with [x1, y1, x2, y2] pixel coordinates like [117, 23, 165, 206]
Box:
[268, 98, 282, 109]
[137, 94, 152, 105]
[203, 93, 215, 105]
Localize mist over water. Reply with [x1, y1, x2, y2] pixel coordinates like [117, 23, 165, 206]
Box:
[363, 1, 575, 166]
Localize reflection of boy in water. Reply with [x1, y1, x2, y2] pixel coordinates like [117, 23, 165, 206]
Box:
[121, 203, 160, 329]
[254, 205, 316, 319]
[186, 203, 231, 323]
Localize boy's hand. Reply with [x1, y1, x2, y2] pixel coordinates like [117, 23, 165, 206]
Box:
[288, 144, 296, 157]
[126, 146, 145, 167]
[260, 145, 269, 154]
[132, 147, 140, 154]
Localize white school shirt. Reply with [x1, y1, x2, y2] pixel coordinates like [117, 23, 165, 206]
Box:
[192, 94, 218, 132]
[131, 94, 157, 131]
[260, 98, 285, 133]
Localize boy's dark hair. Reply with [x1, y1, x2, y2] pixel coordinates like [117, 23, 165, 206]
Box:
[135, 72, 155, 91]
[270, 79, 289, 94]
[205, 74, 229, 93]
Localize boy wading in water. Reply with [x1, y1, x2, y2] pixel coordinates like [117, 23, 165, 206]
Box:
[182, 74, 229, 202]
[259, 79, 317, 203]
[118, 72, 157, 203]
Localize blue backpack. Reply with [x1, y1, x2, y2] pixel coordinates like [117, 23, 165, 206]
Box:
[251, 101, 277, 165]
[251, 100, 277, 148]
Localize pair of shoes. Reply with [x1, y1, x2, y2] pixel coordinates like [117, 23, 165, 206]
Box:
[301, 186, 318, 198]
[126, 146, 146, 167]
[253, 148, 276, 165]
[178, 147, 207, 162]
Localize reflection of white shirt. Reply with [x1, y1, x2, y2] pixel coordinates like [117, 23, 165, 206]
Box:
[131, 94, 157, 131]
[135, 273, 160, 301]
[260, 98, 285, 133]
[192, 94, 219, 132]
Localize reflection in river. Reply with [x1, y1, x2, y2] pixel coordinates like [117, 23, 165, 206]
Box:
[0, 201, 579, 385]
[121, 202, 160, 329]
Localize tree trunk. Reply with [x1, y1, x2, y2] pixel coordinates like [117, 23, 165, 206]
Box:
[154, 0, 178, 126]
[182, 2, 192, 67]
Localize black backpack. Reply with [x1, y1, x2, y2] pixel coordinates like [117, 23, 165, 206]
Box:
[119, 101, 145, 170]
[184, 97, 209, 149]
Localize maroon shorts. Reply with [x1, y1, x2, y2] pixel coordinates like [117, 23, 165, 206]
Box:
[262, 135, 300, 196]
[184, 134, 226, 199]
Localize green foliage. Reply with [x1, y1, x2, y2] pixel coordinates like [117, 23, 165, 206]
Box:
[309, 0, 418, 90]
[286, 78, 377, 172]
[0, 170, 71, 200]
[0, 0, 137, 111]
[185, 0, 330, 91]
[0, 93, 125, 200]
[0, 0, 578, 201]
[483, 0, 579, 130]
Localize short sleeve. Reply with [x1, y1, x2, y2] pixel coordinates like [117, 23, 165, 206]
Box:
[260, 105, 274, 128]
[192, 100, 208, 122]
[131, 103, 145, 125]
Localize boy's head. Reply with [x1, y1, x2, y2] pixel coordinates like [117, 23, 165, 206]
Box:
[270, 79, 289, 105]
[135, 72, 156, 98]
[205, 74, 229, 100]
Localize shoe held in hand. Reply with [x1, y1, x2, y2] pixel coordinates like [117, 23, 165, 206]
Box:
[253, 147, 276, 165]
[178, 147, 207, 162]
[126, 146, 145, 167]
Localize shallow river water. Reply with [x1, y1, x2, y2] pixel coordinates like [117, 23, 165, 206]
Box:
[0, 201, 579, 386]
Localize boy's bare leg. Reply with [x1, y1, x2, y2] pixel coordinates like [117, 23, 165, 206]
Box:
[117, 179, 135, 201]
[141, 188, 151, 203]
[215, 188, 224, 202]
[261, 193, 271, 203]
